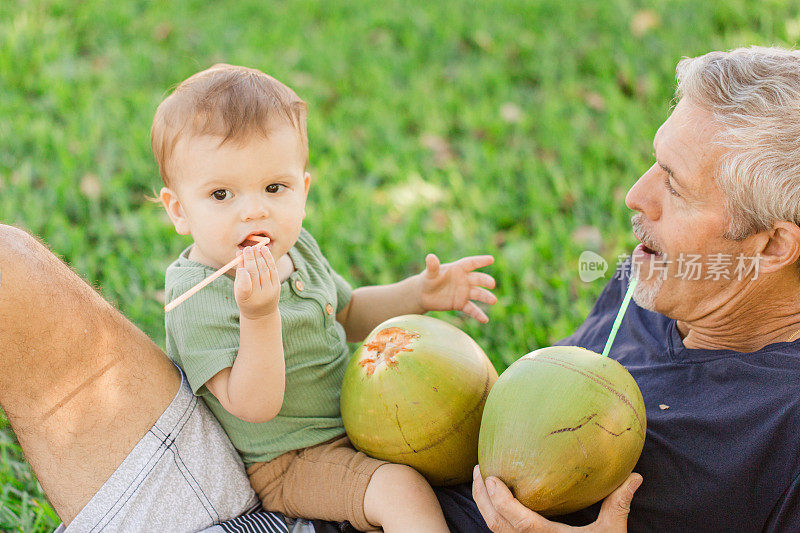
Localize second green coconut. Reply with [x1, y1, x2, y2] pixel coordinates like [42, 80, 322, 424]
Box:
[478, 345, 646, 516]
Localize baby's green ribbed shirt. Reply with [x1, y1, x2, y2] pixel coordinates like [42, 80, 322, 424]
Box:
[164, 228, 352, 466]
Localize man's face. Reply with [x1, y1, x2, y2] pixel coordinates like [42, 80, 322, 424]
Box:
[161, 122, 310, 270]
[625, 99, 759, 320]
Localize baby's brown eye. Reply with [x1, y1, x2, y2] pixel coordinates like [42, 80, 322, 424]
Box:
[266, 184, 282, 193]
[212, 190, 229, 200]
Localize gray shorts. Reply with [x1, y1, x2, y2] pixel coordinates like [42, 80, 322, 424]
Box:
[55, 371, 269, 532]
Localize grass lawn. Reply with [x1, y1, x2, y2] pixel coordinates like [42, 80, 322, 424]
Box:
[1, 0, 797, 529]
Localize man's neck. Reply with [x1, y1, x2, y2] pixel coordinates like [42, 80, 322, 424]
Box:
[675, 276, 800, 352]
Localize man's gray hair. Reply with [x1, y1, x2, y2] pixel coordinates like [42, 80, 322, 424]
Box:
[676, 46, 800, 240]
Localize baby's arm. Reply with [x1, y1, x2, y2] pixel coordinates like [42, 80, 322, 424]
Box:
[337, 253, 497, 342]
[206, 246, 284, 423]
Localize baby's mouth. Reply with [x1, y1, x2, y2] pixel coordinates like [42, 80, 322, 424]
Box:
[238, 233, 271, 248]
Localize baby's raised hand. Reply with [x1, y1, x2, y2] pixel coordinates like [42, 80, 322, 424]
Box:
[234, 245, 280, 319]
[418, 253, 497, 323]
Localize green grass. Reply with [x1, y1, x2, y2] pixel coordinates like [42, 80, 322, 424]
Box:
[1, 0, 798, 529]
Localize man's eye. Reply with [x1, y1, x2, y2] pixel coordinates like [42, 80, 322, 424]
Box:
[266, 184, 284, 194]
[663, 176, 680, 198]
[212, 190, 230, 201]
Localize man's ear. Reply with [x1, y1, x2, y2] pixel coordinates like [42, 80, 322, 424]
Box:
[755, 221, 800, 274]
[159, 187, 191, 235]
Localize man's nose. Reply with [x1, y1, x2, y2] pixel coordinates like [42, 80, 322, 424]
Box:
[625, 163, 661, 221]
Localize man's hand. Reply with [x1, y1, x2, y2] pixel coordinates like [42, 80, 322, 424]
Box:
[234, 245, 280, 319]
[472, 466, 643, 532]
[417, 253, 497, 323]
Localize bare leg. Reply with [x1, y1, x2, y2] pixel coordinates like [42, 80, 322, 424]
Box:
[0, 224, 180, 524]
[364, 463, 450, 533]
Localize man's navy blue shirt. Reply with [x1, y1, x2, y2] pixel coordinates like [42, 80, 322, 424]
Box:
[553, 267, 800, 532]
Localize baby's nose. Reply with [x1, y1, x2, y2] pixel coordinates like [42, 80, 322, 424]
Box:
[241, 198, 269, 220]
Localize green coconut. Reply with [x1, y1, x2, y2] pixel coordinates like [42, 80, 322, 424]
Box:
[341, 314, 498, 485]
[478, 346, 646, 516]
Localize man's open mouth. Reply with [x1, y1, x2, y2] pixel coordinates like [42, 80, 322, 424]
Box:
[635, 242, 664, 258]
[641, 244, 658, 255]
[633, 229, 663, 257]
[238, 233, 271, 248]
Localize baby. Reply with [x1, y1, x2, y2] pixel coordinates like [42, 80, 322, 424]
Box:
[154, 64, 497, 532]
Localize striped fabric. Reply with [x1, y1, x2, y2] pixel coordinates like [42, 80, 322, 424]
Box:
[218, 504, 289, 533]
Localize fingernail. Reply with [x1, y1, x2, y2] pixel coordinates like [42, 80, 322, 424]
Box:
[473, 465, 479, 479]
[630, 475, 643, 492]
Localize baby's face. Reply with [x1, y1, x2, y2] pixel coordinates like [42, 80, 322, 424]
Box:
[162, 122, 310, 270]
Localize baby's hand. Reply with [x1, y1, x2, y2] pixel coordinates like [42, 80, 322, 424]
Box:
[234, 245, 280, 319]
[418, 253, 497, 323]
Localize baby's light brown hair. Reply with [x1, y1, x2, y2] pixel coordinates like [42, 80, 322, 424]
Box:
[151, 64, 308, 187]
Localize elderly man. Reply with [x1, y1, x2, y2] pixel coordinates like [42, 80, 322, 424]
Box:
[473, 47, 800, 531]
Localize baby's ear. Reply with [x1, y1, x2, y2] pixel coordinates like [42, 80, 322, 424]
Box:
[301, 172, 312, 220]
[159, 187, 190, 235]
